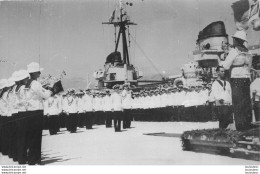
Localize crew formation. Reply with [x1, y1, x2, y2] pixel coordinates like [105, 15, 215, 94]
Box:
[43, 81, 214, 132]
[0, 61, 257, 165]
[0, 62, 52, 165]
[43, 82, 215, 134]
[1, 66, 217, 165]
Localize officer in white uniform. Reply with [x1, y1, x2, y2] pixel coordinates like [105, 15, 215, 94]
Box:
[24, 62, 52, 165]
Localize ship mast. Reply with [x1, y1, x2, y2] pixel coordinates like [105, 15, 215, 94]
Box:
[102, 0, 136, 65]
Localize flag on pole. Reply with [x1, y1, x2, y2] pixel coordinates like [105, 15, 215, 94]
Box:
[109, 10, 116, 23]
[231, 0, 260, 31]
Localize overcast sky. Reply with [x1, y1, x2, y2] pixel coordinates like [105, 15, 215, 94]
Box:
[0, 0, 259, 84]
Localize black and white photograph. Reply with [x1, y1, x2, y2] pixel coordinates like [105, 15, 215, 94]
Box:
[0, 0, 259, 172]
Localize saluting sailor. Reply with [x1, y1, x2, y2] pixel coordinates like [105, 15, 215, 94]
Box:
[24, 62, 52, 165]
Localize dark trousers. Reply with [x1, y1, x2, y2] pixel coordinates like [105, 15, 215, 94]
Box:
[59, 112, 67, 128]
[113, 111, 122, 132]
[253, 101, 260, 122]
[67, 113, 77, 133]
[42, 115, 48, 130]
[26, 110, 43, 165]
[47, 115, 59, 135]
[1, 116, 10, 156]
[105, 111, 113, 128]
[8, 114, 18, 160]
[77, 113, 86, 128]
[123, 109, 132, 128]
[215, 105, 233, 129]
[231, 78, 252, 131]
[177, 106, 185, 121]
[85, 112, 94, 129]
[16, 112, 28, 164]
[133, 109, 140, 121]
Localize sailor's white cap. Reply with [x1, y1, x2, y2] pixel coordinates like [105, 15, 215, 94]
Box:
[27, 62, 44, 73]
[11, 69, 30, 82]
[0, 79, 8, 90]
[232, 30, 247, 42]
[7, 78, 15, 87]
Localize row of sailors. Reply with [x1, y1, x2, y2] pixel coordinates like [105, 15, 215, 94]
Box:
[43, 85, 212, 116]
[41, 85, 216, 133]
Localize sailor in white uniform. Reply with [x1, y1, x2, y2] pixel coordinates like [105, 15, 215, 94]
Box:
[131, 92, 138, 121]
[77, 91, 85, 128]
[60, 91, 68, 129]
[83, 90, 94, 129]
[209, 66, 233, 129]
[6, 76, 18, 160]
[122, 86, 133, 128]
[9, 70, 30, 163]
[93, 91, 103, 125]
[170, 87, 178, 121]
[64, 89, 78, 133]
[103, 90, 113, 128]
[111, 88, 123, 132]
[0, 79, 10, 156]
[24, 62, 52, 165]
[177, 84, 186, 121]
[45, 93, 62, 135]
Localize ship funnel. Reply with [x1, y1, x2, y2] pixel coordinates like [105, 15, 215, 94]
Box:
[197, 21, 228, 43]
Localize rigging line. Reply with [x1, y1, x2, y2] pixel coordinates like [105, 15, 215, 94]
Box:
[129, 34, 163, 78]
[38, 0, 42, 66]
[102, 23, 107, 53]
[127, 25, 131, 64]
[132, 25, 137, 66]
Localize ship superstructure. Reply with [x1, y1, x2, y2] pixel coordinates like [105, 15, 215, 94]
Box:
[93, 0, 142, 89]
